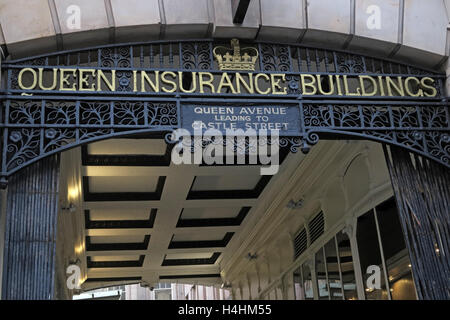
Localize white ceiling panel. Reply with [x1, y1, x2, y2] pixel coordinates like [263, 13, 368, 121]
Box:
[90, 255, 141, 262]
[90, 235, 146, 244]
[181, 207, 241, 219]
[88, 176, 159, 193]
[191, 175, 261, 191]
[165, 252, 215, 260]
[87, 139, 167, 155]
[172, 232, 227, 242]
[89, 208, 152, 220]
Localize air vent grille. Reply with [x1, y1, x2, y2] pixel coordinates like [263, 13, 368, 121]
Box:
[293, 227, 307, 259]
[308, 211, 325, 244]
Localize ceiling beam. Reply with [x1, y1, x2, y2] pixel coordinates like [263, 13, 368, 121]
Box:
[232, 0, 251, 24]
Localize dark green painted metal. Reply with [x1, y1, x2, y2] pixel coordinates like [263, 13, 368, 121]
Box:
[384, 145, 450, 300]
[1, 155, 59, 300]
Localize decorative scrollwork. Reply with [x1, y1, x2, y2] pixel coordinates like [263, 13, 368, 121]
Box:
[181, 43, 196, 70]
[392, 106, 420, 128]
[116, 71, 133, 92]
[148, 103, 177, 126]
[260, 44, 276, 71]
[336, 53, 365, 73]
[171, 134, 305, 158]
[304, 104, 332, 127]
[276, 46, 291, 72]
[363, 130, 395, 142]
[396, 131, 426, 152]
[79, 129, 113, 142]
[114, 102, 145, 125]
[333, 105, 361, 128]
[9, 101, 41, 124]
[181, 43, 211, 70]
[218, 136, 257, 155]
[285, 75, 301, 95]
[361, 129, 450, 167]
[260, 44, 291, 72]
[6, 129, 40, 171]
[362, 106, 391, 128]
[279, 137, 303, 153]
[43, 129, 76, 153]
[165, 131, 179, 144]
[305, 131, 320, 146]
[426, 131, 450, 165]
[421, 106, 447, 128]
[45, 101, 77, 125]
[197, 43, 211, 70]
[100, 46, 131, 68]
[80, 102, 112, 125]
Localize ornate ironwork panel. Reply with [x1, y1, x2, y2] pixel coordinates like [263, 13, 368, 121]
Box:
[0, 39, 448, 184]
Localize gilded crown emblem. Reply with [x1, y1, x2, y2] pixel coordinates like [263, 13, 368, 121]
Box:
[213, 39, 258, 71]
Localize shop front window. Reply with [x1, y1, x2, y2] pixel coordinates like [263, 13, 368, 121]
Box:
[336, 231, 358, 300]
[293, 230, 358, 300]
[293, 267, 305, 300]
[376, 198, 416, 300]
[356, 197, 417, 300]
[324, 237, 344, 300]
[302, 263, 314, 300]
[315, 248, 329, 299]
[357, 209, 389, 299]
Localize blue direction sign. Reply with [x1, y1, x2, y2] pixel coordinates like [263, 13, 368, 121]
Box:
[181, 105, 301, 136]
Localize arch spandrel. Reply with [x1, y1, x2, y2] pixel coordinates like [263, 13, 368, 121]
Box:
[0, 39, 448, 184]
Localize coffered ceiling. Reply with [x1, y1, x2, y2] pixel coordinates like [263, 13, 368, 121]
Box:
[64, 135, 294, 291]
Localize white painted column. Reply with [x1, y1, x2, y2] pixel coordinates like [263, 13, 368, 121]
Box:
[343, 219, 365, 300]
[307, 257, 319, 300]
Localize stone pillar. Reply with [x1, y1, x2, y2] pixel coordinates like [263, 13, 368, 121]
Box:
[384, 145, 450, 300]
[1, 155, 60, 300]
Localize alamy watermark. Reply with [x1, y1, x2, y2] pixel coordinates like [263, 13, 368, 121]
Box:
[169, 125, 281, 175]
[366, 5, 382, 30]
[66, 5, 81, 30]
[366, 265, 381, 291]
[66, 264, 81, 290]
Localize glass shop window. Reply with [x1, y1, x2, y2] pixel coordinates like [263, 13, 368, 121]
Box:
[293, 267, 305, 300]
[315, 248, 330, 300]
[356, 210, 389, 300]
[324, 237, 344, 300]
[302, 263, 314, 300]
[336, 231, 358, 300]
[376, 198, 417, 300]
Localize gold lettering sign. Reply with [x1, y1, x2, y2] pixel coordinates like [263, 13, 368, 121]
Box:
[15, 67, 438, 98]
[15, 47, 438, 99]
